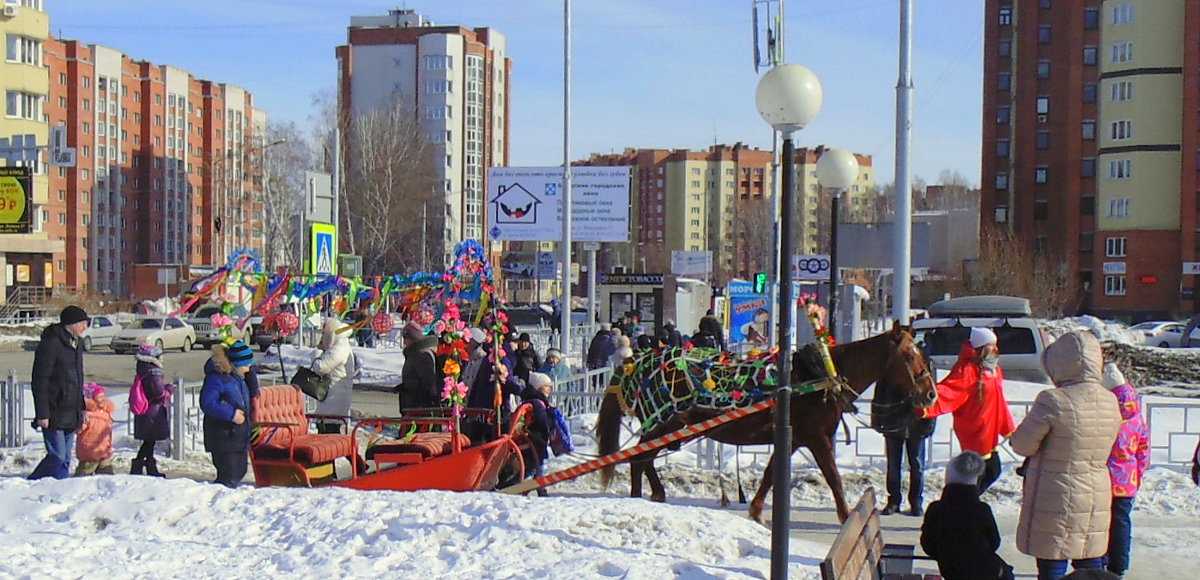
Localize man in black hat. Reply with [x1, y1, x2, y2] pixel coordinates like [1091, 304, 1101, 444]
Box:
[513, 332, 541, 385]
[29, 305, 90, 479]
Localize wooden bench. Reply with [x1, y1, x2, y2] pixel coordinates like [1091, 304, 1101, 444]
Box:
[819, 487, 941, 580]
[250, 385, 358, 487]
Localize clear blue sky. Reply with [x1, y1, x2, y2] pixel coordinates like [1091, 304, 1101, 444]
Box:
[52, 0, 984, 187]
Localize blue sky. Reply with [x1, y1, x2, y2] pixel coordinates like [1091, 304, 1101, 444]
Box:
[52, 0, 984, 187]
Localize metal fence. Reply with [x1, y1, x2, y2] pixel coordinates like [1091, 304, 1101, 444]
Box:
[1, 370, 22, 447]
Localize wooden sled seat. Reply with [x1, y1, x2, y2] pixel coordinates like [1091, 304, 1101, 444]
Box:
[250, 385, 357, 487]
[367, 432, 471, 465]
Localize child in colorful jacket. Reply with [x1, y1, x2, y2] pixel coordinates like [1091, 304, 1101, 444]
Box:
[1100, 363, 1149, 578]
[75, 383, 115, 476]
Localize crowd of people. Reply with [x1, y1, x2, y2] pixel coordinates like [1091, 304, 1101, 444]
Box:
[23, 305, 1193, 578]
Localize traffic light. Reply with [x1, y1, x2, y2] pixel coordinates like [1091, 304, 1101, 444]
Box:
[754, 272, 768, 293]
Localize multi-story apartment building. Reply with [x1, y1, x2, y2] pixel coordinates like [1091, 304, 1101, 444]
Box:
[42, 38, 263, 298]
[0, 0, 64, 304]
[982, 0, 1200, 319]
[336, 9, 511, 265]
[584, 145, 874, 286]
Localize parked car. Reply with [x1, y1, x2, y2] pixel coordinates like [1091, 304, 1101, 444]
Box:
[910, 295, 1052, 384]
[81, 315, 122, 351]
[186, 304, 251, 349]
[110, 316, 197, 354]
[1129, 320, 1187, 348]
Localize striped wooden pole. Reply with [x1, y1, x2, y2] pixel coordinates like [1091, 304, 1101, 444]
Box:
[500, 398, 776, 495]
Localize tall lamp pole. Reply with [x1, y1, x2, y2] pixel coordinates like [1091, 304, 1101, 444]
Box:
[816, 149, 859, 342]
[756, 63, 823, 580]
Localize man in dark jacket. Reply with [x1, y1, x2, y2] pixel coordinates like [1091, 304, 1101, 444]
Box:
[920, 451, 1015, 580]
[871, 377, 936, 515]
[399, 322, 440, 412]
[29, 305, 90, 480]
[513, 332, 541, 384]
[696, 310, 726, 351]
[200, 341, 255, 487]
[586, 324, 616, 369]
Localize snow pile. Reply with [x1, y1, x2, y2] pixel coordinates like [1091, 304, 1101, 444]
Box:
[1040, 315, 1144, 345]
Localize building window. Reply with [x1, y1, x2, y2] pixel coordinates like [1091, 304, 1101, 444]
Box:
[997, 106, 1010, 124]
[994, 206, 1008, 223]
[1038, 25, 1052, 43]
[1104, 275, 1126, 296]
[1036, 97, 1050, 114]
[1105, 237, 1127, 257]
[998, 73, 1012, 91]
[1039, 0, 1052, 8]
[1035, 167, 1048, 183]
[1108, 198, 1131, 218]
[999, 6, 1012, 26]
[4, 90, 42, 120]
[1081, 196, 1095, 216]
[998, 39, 1012, 57]
[1037, 60, 1051, 79]
[1081, 158, 1096, 178]
[1109, 159, 1132, 179]
[1034, 199, 1049, 220]
[1036, 131, 1050, 149]
[1080, 232, 1094, 252]
[1110, 80, 1133, 102]
[5, 35, 42, 66]
[1110, 120, 1132, 141]
[1111, 42, 1133, 63]
[1083, 83, 1097, 103]
[424, 55, 453, 69]
[1112, 3, 1134, 25]
[996, 139, 1010, 158]
[995, 173, 1009, 190]
[1084, 8, 1100, 29]
[1082, 120, 1096, 140]
[1083, 46, 1097, 65]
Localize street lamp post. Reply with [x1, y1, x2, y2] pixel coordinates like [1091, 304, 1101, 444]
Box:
[755, 63, 823, 580]
[816, 149, 859, 342]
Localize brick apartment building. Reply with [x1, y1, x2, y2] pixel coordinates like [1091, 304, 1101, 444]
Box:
[982, 0, 1200, 319]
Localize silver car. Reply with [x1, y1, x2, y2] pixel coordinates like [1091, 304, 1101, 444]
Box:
[911, 296, 1052, 384]
[81, 315, 122, 351]
[110, 316, 197, 354]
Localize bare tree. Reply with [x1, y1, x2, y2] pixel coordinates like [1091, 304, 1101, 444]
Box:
[344, 99, 441, 276]
[961, 225, 1078, 317]
[730, 193, 775, 282]
[259, 122, 312, 271]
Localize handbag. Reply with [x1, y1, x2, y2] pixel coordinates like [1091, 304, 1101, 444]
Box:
[291, 366, 331, 402]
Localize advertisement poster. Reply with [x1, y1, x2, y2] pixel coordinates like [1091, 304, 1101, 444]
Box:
[0, 167, 32, 234]
[486, 166, 631, 242]
[727, 281, 771, 346]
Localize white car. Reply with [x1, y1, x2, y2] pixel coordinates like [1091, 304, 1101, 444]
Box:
[81, 315, 122, 351]
[110, 316, 197, 354]
[1129, 321, 1187, 348]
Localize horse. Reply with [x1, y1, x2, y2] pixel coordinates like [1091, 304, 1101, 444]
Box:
[596, 322, 937, 522]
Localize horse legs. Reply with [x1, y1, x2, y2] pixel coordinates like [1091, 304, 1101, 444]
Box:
[747, 453, 774, 523]
[809, 435, 850, 522]
[642, 453, 667, 503]
[629, 449, 667, 502]
[629, 456, 644, 498]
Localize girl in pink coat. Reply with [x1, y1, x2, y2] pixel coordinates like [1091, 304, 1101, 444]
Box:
[1101, 363, 1149, 578]
[75, 383, 115, 476]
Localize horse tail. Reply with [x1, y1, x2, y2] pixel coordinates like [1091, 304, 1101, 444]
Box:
[596, 387, 628, 489]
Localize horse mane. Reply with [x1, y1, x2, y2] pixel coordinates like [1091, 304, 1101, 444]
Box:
[827, 329, 903, 397]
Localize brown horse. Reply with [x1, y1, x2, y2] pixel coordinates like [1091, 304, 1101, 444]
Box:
[596, 322, 937, 522]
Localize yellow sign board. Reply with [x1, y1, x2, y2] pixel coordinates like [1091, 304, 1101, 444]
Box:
[0, 167, 31, 234]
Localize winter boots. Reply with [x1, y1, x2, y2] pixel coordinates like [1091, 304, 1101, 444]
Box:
[130, 457, 165, 477]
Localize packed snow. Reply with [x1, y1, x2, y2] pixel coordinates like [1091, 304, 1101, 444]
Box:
[3, 318, 1200, 578]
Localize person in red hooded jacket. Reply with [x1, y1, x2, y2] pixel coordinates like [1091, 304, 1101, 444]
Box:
[920, 327, 1016, 495]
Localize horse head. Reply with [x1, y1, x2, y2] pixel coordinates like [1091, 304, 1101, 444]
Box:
[883, 321, 938, 408]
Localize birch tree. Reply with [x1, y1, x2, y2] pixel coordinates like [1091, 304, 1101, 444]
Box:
[259, 122, 311, 271]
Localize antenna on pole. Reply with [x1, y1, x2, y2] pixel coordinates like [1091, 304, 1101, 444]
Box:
[752, 0, 785, 73]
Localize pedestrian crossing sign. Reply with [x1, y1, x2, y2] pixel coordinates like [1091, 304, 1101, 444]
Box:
[310, 222, 337, 275]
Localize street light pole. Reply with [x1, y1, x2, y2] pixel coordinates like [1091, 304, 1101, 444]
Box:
[756, 63, 823, 580]
[816, 149, 859, 342]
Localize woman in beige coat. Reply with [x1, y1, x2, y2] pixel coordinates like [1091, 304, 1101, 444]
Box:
[1010, 331, 1122, 580]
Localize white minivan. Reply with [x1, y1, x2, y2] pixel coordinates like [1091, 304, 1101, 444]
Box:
[910, 295, 1052, 384]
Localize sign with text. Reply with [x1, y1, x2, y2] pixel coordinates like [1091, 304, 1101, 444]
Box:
[671, 251, 712, 277]
[486, 166, 631, 242]
[792, 254, 831, 280]
[1103, 262, 1126, 275]
[0, 167, 31, 234]
[600, 273, 663, 285]
[1183, 262, 1200, 275]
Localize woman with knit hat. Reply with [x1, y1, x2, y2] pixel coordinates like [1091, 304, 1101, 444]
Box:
[131, 342, 172, 476]
[919, 326, 1016, 495]
[200, 341, 255, 487]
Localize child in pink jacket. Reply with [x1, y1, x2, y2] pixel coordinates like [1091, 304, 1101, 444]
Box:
[75, 383, 116, 476]
[1101, 363, 1149, 578]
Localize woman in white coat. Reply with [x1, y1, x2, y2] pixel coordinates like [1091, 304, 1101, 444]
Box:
[312, 317, 355, 434]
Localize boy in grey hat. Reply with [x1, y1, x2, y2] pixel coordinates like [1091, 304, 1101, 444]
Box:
[920, 451, 1014, 580]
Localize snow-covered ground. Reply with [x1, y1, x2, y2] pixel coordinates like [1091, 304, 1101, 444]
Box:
[2, 317, 1198, 578]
